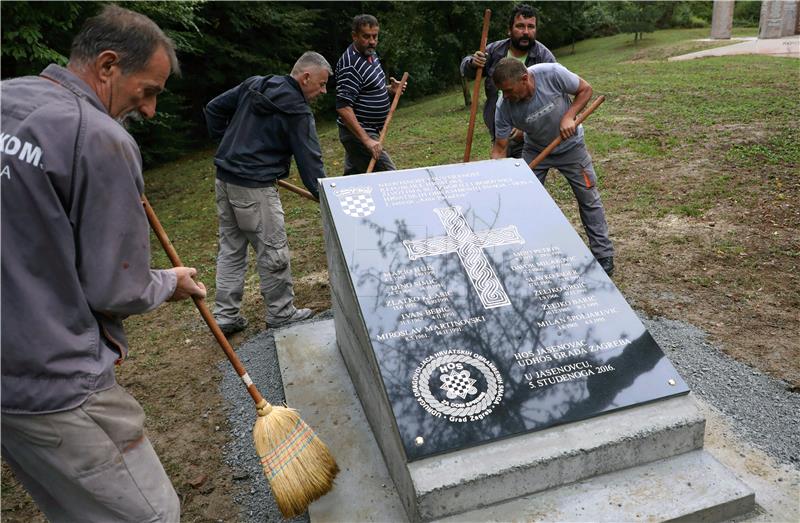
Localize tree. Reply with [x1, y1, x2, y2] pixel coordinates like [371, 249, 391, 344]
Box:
[610, 1, 666, 43]
[377, 2, 514, 97]
[1, 2, 87, 78]
[0, 1, 714, 166]
[535, 1, 595, 55]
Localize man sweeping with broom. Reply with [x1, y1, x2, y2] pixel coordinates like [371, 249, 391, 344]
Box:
[1, 6, 206, 521]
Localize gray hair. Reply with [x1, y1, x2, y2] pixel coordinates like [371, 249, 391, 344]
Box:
[291, 51, 332, 76]
[352, 14, 379, 34]
[492, 57, 528, 86]
[69, 5, 180, 76]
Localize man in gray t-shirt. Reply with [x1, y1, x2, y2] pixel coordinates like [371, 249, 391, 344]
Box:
[491, 59, 615, 275]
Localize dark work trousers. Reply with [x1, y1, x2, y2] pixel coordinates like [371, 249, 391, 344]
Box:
[524, 142, 615, 259]
[489, 134, 524, 158]
[338, 126, 397, 175]
[507, 135, 524, 159]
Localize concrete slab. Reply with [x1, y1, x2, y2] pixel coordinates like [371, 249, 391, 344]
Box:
[325, 282, 711, 521]
[669, 35, 800, 61]
[436, 450, 754, 523]
[274, 320, 407, 523]
[316, 176, 732, 520]
[406, 394, 706, 521]
[698, 402, 800, 523]
[275, 319, 759, 523]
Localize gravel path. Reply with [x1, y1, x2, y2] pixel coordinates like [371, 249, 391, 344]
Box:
[219, 312, 333, 523]
[642, 314, 799, 468]
[220, 310, 798, 522]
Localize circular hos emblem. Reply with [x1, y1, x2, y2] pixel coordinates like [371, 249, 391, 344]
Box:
[411, 350, 504, 423]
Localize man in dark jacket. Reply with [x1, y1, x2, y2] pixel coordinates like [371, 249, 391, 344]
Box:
[1, 6, 206, 521]
[460, 4, 556, 158]
[204, 51, 330, 334]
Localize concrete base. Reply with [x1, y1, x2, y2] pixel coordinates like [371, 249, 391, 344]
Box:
[437, 450, 754, 523]
[407, 395, 705, 521]
[275, 320, 755, 522]
[275, 320, 407, 523]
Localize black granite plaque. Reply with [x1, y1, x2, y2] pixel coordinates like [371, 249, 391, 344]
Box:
[320, 159, 689, 461]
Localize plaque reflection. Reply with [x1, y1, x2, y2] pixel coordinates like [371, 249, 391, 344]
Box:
[332, 163, 688, 460]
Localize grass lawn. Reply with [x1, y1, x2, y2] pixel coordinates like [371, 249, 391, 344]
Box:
[3, 27, 798, 522]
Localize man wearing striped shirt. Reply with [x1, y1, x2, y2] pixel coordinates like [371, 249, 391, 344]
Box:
[336, 14, 404, 175]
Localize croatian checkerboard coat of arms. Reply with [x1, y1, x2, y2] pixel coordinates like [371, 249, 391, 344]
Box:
[335, 186, 376, 218]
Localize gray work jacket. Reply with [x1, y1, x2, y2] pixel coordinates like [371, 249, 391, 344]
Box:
[1, 65, 176, 414]
[460, 39, 556, 139]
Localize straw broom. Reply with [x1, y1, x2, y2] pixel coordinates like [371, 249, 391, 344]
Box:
[141, 195, 338, 518]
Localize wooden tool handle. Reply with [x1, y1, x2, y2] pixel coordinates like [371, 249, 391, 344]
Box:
[276, 179, 317, 202]
[367, 71, 409, 174]
[528, 95, 606, 170]
[463, 8, 492, 163]
[141, 195, 266, 407]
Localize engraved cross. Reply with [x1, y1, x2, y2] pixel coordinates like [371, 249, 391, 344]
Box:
[403, 206, 524, 309]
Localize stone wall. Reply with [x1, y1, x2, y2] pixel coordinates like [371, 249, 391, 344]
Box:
[759, 0, 800, 38]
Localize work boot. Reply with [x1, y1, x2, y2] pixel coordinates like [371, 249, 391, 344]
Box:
[217, 316, 248, 336]
[597, 256, 615, 277]
[268, 308, 314, 329]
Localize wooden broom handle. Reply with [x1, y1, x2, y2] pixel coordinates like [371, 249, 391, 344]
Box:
[528, 95, 605, 170]
[367, 72, 409, 174]
[276, 179, 317, 202]
[463, 9, 492, 163]
[141, 195, 266, 407]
